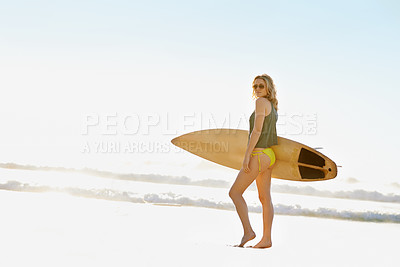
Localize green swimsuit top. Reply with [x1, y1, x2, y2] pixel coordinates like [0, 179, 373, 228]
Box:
[248, 101, 278, 148]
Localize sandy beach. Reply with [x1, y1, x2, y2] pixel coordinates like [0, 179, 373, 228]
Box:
[1, 189, 398, 267]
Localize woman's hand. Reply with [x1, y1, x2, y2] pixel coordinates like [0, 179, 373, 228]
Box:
[242, 155, 251, 173]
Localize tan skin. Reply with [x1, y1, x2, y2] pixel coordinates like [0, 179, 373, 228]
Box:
[229, 78, 275, 249]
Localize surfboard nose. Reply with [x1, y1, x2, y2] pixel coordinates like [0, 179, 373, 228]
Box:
[171, 137, 178, 145]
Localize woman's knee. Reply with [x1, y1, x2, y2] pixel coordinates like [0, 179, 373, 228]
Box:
[258, 194, 271, 205]
[229, 187, 241, 199]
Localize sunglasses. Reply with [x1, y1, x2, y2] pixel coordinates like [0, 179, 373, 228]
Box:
[253, 84, 265, 89]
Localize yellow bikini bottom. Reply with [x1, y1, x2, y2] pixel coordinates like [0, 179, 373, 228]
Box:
[250, 147, 276, 173]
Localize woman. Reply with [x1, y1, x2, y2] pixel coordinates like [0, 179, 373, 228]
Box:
[229, 74, 278, 249]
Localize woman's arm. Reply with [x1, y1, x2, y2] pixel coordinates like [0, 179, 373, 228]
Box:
[242, 98, 267, 173]
[245, 98, 267, 157]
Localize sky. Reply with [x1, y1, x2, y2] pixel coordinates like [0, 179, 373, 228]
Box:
[0, 0, 399, 185]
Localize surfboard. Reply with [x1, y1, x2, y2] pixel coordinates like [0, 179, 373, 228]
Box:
[171, 129, 337, 182]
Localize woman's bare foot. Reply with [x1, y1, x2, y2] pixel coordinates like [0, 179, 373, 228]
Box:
[251, 239, 272, 249]
[234, 231, 256, 247]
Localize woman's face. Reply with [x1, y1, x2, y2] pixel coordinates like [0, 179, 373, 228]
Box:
[253, 78, 268, 98]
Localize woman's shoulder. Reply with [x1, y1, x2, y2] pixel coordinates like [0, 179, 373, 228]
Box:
[255, 97, 270, 107]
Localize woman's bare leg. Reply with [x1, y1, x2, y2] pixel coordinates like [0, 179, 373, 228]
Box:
[253, 165, 274, 248]
[228, 155, 261, 247]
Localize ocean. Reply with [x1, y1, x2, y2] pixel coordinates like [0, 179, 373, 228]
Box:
[1, 162, 399, 224]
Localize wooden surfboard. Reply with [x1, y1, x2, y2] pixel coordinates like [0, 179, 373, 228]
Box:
[171, 128, 337, 182]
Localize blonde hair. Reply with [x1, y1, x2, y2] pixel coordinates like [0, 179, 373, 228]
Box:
[252, 74, 278, 111]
